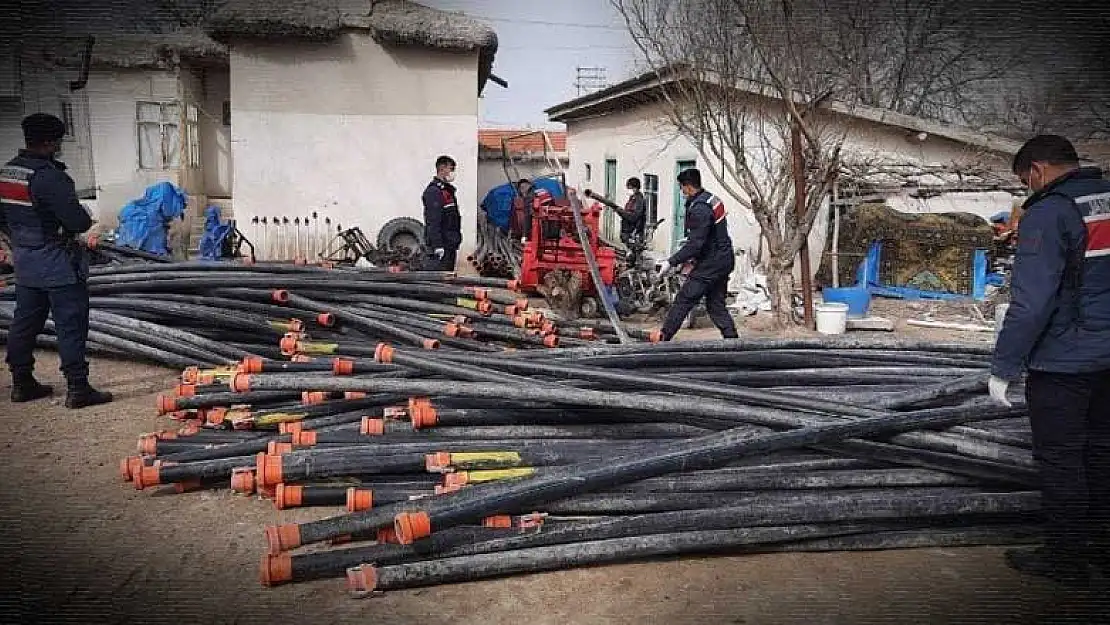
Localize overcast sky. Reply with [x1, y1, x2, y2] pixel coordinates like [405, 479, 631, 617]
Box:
[381, 0, 642, 129]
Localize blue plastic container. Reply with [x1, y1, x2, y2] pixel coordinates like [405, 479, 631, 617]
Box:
[821, 286, 871, 318]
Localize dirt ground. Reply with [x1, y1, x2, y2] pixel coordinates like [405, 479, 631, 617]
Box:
[0, 313, 1092, 624]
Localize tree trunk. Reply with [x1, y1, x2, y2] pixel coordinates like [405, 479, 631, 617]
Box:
[765, 258, 795, 329]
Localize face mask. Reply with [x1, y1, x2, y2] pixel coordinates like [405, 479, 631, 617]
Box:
[443, 171, 456, 183]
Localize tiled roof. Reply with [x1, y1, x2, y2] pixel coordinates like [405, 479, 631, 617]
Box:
[478, 129, 566, 153]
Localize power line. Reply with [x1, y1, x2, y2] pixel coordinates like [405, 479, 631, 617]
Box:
[456, 13, 630, 31]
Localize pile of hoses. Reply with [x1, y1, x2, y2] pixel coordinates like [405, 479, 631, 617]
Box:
[0, 260, 631, 367]
[119, 336, 1039, 595]
[470, 212, 522, 279]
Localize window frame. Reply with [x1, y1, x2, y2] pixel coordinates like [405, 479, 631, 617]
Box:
[136, 100, 183, 171]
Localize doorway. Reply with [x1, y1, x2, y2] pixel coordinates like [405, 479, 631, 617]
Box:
[672, 160, 695, 252]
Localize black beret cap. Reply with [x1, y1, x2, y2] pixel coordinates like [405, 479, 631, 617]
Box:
[22, 113, 67, 143]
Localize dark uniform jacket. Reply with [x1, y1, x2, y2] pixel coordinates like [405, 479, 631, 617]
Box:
[422, 178, 462, 251]
[0, 151, 92, 288]
[667, 189, 735, 278]
[620, 191, 647, 240]
[993, 167, 1110, 380]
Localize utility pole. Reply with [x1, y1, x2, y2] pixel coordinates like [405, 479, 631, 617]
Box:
[791, 121, 815, 329]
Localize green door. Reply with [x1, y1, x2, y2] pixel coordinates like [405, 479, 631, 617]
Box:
[673, 160, 696, 252]
[603, 159, 618, 241]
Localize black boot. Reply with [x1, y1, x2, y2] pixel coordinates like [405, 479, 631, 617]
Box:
[10, 372, 54, 403]
[64, 379, 113, 409]
[1004, 547, 1090, 588]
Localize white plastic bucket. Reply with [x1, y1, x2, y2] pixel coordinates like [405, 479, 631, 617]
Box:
[815, 302, 849, 335]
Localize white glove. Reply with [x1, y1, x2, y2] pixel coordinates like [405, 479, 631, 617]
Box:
[657, 260, 671, 277]
[987, 376, 1011, 407]
[434, 248, 445, 260]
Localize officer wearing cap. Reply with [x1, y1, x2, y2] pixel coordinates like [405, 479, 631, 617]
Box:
[0, 113, 112, 408]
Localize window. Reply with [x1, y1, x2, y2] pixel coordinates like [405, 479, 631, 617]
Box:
[222, 100, 231, 127]
[59, 98, 75, 138]
[186, 104, 200, 169]
[642, 173, 659, 224]
[137, 101, 182, 170]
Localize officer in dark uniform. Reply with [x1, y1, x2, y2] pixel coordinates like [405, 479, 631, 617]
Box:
[422, 155, 462, 271]
[0, 113, 113, 409]
[990, 135, 1110, 585]
[655, 168, 738, 341]
[618, 177, 648, 247]
[516, 178, 535, 242]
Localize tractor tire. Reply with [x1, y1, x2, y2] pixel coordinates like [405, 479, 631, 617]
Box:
[377, 217, 425, 253]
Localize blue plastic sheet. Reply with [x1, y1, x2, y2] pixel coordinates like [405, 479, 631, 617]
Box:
[480, 177, 567, 232]
[115, 182, 186, 256]
[198, 206, 234, 260]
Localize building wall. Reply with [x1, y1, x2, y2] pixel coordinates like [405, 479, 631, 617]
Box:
[229, 32, 480, 262]
[84, 68, 185, 227]
[563, 100, 1015, 278]
[200, 67, 232, 199]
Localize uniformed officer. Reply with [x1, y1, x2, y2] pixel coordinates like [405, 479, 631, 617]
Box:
[655, 168, 738, 341]
[990, 135, 1110, 586]
[0, 113, 112, 408]
[422, 155, 462, 271]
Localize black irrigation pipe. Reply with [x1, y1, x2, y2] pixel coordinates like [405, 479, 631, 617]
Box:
[261, 489, 1037, 585]
[89, 297, 283, 337]
[90, 318, 229, 366]
[261, 398, 1023, 551]
[89, 309, 255, 361]
[340, 522, 958, 592]
[281, 293, 441, 350]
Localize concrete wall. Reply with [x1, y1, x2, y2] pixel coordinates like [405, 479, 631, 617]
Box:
[563, 100, 1015, 277]
[84, 68, 185, 227]
[200, 67, 232, 199]
[229, 31, 480, 262]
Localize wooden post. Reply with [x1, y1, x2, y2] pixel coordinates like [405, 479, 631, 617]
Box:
[831, 179, 840, 288]
[791, 122, 815, 329]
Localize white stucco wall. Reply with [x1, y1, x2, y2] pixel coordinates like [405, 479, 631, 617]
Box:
[84, 68, 185, 227]
[562, 100, 1015, 278]
[200, 67, 232, 199]
[228, 32, 480, 262]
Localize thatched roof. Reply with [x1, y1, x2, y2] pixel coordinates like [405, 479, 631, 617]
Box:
[43, 29, 228, 71]
[206, 0, 498, 91]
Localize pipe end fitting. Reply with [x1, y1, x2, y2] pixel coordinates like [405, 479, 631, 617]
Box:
[376, 527, 400, 544]
[394, 511, 432, 545]
[277, 421, 303, 436]
[360, 417, 385, 436]
[425, 452, 451, 473]
[271, 289, 290, 304]
[264, 523, 302, 554]
[156, 394, 177, 415]
[137, 435, 158, 456]
[332, 358, 354, 376]
[229, 374, 251, 393]
[267, 441, 294, 455]
[274, 484, 303, 509]
[346, 564, 379, 595]
[410, 405, 437, 430]
[316, 312, 335, 327]
[543, 334, 560, 348]
[422, 338, 440, 350]
[346, 488, 373, 513]
[256, 453, 284, 488]
[290, 431, 317, 448]
[260, 554, 293, 587]
[174, 383, 196, 398]
[132, 465, 161, 490]
[239, 357, 265, 375]
[374, 343, 395, 364]
[230, 467, 256, 495]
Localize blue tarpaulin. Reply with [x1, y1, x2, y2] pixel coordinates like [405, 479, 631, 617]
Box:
[480, 177, 566, 232]
[198, 206, 234, 260]
[115, 182, 186, 256]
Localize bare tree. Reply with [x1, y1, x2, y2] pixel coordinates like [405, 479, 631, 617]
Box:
[611, 0, 1013, 327]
